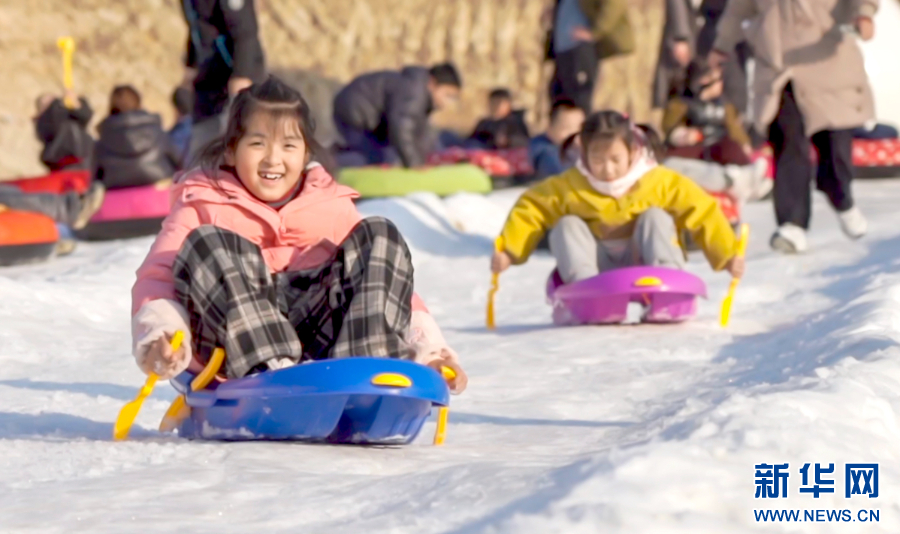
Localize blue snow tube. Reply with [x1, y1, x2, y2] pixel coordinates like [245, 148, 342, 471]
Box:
[171, 358, 449, 444]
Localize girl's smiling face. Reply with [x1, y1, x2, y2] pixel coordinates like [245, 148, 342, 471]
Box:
[226, 112, 308, 202]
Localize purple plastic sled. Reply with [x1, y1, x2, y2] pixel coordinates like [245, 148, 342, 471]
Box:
[545, 266, 707, 325]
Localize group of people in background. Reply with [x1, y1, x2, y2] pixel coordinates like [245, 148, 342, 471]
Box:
[0, 0, 884, 392]
[544, 0, 878, 251]
[1, 0, 883, 257]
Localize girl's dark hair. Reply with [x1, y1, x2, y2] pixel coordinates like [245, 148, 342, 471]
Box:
[196, 75, 333, 182]
[578, 110, 665, 162]
[110, 85, 142, 115]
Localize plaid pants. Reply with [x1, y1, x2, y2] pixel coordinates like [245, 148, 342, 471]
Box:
[173, 217, 415, 378]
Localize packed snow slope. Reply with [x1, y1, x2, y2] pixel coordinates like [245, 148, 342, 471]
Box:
[2, 182, 900, 533]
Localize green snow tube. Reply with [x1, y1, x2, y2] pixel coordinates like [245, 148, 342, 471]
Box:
[338, 164, 492, 198]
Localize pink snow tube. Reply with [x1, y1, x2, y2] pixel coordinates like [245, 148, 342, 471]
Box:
[77, 181, 171, 241]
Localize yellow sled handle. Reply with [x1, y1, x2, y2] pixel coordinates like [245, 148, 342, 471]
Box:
[159, 347, 226, 433]
[433, 366, 457, 446]
[57, 37, 76, 108]
[113, 331, 184, 441]
[719, 224, 750, 327]
[486, 236, 504, 330]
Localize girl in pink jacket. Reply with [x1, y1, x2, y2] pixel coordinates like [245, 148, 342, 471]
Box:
[131, 76, 467, 392]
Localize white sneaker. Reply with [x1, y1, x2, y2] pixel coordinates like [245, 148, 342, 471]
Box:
[837, 206, 867, 240]
[770, 223, 808, 254]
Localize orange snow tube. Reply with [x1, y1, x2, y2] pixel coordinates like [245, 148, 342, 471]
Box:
[0, 208, 59, 266]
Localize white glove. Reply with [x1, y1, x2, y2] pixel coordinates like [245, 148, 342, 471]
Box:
[132, 299, 193, 379]
[408, 311, 467, 393]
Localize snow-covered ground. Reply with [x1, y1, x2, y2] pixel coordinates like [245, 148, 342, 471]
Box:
[2, 182, 900, 533]
[862, 0, 900, 128]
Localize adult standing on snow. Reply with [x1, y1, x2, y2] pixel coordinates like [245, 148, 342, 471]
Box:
[544, 0, 635, 114]
[181, 0, 266, 164]
[710, 0, 877, 253]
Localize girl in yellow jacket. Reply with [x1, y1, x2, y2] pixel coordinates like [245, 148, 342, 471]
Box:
[491, 110, 744, 283]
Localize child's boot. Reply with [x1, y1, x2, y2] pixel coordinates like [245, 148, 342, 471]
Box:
[73, 182, 106, 230]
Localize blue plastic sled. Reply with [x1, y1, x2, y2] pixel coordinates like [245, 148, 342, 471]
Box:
[170, 358, 450, 444]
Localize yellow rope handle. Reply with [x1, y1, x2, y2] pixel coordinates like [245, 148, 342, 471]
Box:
[486, 236, 505, 330]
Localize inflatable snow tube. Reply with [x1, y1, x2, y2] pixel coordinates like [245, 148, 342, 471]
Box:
[427, 147, 534, 179]
[172, 358, 449, 443]
[546, 266, 707, 325]
[852, 139, 900, 178]
[76, 181, 171, 241]
[0, 208, 59, 266]
[8, 170, 91, 195]
[338, 164, 492, 198]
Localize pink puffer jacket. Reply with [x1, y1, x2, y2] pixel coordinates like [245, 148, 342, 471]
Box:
[132, 163, 428, 315]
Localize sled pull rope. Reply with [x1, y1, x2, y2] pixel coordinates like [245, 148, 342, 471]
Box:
[486, 236, 504, 330]
[113, 331, 184, 441]
[719, 223, 750, 328]
[433, 366, 456, 446]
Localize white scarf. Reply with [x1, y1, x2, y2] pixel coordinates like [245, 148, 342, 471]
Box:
[577, 149, 658, 199]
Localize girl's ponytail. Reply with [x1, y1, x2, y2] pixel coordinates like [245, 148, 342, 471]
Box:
[635, 124, 665, 162]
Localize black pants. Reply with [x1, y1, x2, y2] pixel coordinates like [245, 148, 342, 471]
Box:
[768, 84, 854, 229]
[549, 42, 598, 114]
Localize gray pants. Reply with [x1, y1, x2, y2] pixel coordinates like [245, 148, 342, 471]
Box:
[548, 209, 685, 284]
[186, 114, 226, 167]
[663, 157, 732, 192]
[0, 185, 79, 227]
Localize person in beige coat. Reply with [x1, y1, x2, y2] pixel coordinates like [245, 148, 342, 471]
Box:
[710, 0, 877, 253]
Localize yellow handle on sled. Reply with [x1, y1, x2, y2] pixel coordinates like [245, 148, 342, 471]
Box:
[486, 236, 504, 330]
[113, 331, 184, 441]
[159, 347, 226, 433]
[57, 37, 76, 108]
[433, 366, 457, 446]
[719, 224, 750, 327]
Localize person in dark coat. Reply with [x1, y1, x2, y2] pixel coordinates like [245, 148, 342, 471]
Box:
[469, 88, 531, 149]
[33, 91, 95, 171]
[545, 0, 635, 114]
[332, 63, 462, 168]
[662, 58, 751, 165]
[93, 85, 182, 190]
[182, 0, 265, 163]
[168, 87, 194, 165]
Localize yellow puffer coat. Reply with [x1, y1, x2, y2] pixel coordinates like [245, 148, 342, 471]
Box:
[500, 166, 738, 270]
